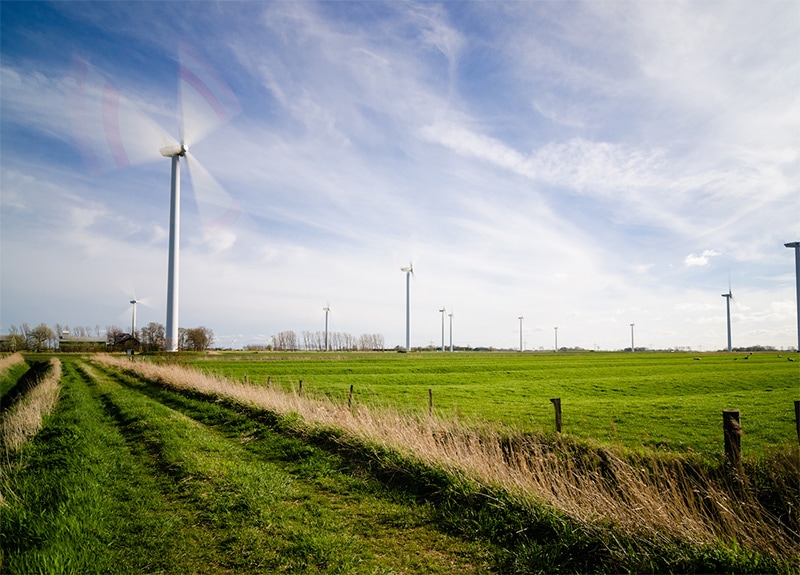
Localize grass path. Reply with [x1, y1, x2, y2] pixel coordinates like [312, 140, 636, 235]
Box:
[1, 357, 493, 574]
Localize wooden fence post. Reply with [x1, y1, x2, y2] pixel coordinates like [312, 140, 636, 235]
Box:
[428, 389, 433, 416]
[550, 398, 562, 433]
[266, 376, 271, 388]
[795, 400, 800, 444]
[722, 410, 742, 470]
[348, 384, 354, 409]
[298, 380, 303, 396]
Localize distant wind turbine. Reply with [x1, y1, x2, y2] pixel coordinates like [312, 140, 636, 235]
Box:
[439, 307, 446, 352]
[323, 305, 330, 351]
[630, 323, 635, 352]
[786, 242, 800, 352]
[448, 312, 454, 352]
[554, 326, 558, 352]
[518, 316, 524, 352]
[722, 289, 733, 352]
[401, 264, 413, 351]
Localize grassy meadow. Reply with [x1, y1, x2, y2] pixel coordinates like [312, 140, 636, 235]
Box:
[1, 350, 798, 573]
[177, 350, 799, 459]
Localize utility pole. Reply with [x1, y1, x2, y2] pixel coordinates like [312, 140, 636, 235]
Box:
[786, 242, 800, 352]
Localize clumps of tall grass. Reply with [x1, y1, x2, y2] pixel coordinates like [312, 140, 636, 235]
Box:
[0, 352, 25, 375]
[0, 357, 62, 453]
[93, 355, 798, 568]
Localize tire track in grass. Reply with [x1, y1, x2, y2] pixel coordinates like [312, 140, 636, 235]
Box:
[90, 361, 494, 574]
[0, 359, 209, 574]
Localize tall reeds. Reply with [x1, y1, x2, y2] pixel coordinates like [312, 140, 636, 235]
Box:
[1, 357, 62, 453]
[93, 355, 798, 562]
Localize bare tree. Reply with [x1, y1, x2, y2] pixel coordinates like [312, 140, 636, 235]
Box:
[271, 331, 297, 351]
[106, 325, 125, 346]
[184, 326, 215, 351]
[140, 322, 165, 351]
[4, 326, 26, 352]
[27, 323, 55, 352]
[358, 333, 385, 351]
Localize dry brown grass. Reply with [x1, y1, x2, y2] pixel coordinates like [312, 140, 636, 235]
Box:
[93, 354, 798, 561]
[0, 357, 62, 453]
[0, 352, 25, 376]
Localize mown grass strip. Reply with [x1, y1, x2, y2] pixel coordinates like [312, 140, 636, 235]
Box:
[0, 358, 218, 574]
[94, 355, 799, 573]
[88, 359, 494, 574]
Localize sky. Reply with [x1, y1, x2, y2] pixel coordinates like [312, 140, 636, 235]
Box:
[1, 1, 799, 351]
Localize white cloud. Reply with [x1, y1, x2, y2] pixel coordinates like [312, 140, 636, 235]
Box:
[2, 2, 798, 351]
[684, 250, 722, 268]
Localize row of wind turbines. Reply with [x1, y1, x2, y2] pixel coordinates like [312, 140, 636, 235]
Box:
[85, 46, 800, 354]
[399, 244, 800, 353]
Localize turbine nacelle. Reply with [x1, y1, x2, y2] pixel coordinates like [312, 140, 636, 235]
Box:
[159, 143, 188, 158]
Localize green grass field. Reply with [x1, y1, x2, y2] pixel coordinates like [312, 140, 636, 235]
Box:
[176, 350, 800, 460]
[2, 351, 797, 573]
[1, 357, 494, 574]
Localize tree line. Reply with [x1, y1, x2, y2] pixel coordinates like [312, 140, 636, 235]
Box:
[270, 330, 385, 351]
[1, 323, 215, 352]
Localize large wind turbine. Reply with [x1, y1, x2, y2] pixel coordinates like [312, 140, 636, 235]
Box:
[518, 316, 524, 352]
[71, 46, 240, 353]
[160, 143, 187, 351]
[159, 46, 240, 351]
[722, 289, 733, 352]
[401, 265, 413, 351]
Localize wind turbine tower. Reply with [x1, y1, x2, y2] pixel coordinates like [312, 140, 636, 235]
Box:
[160, 143, 188, 351]
[554, 326, 558, 352]
[722, 290, 733, 352]
[448, 312, 453, 352]
[630, 323, 635, 352]
[323, 305, 331, 351]
[518, 316, 524, 352]
[439, 307, 446, 351]
[401, 265, 413, 351]
[130, 299, 138, 336]
[786, 242, 800, 352]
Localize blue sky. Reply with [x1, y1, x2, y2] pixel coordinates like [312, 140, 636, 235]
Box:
[1, 1, 798, 351]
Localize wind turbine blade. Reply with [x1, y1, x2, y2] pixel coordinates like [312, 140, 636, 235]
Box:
[185, 154, 241, 246]
[178, 43, 241, 147]
[70, 57, 173, 173]
[134, 296, 155, 309]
